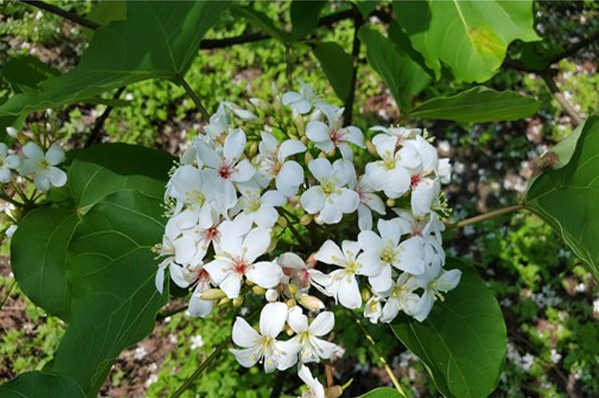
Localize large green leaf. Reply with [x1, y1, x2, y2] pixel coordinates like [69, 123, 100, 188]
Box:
[0, 371, 85, 398]
[1, 55, 60, 93]
[408, 86, 541, 122]
[290, 1, 328, 39]
[45, 191, 167, 396]
[359, 27, 431, 112]
[68, 143, 174, 209]
[11, 209, 80, 319]
[391, 259, 506, 398]
[231, 5, 292, 44]
[394, 0, 540, 82]
[526, 115, 599, 281]
[312, 42, 354, 103]
[0, 1, 230, 118]
[355, 388, 404, 397]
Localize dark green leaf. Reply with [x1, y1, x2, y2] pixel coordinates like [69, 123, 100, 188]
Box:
[526, 115, 599, 281]
[355, 388, 404, 398]
[387, 21, 433, 77]
[232, 5, 291, 44]
[68, 143, 174, 209]
[11, 209, 80, 319]
[0, 1, 231, 118]
[0, 371, 85, 398]
[312, 42, 353, 102]
[87, 0, 127, 26]
[45, 191, 167, 396]
[1, 55, 60, 93]
[408, 86, 541, 122]
[391, 258, 507, 398]
[290, 1, 327, 39]
[393, 0, 540, 82]
[353, 0, 378, 19]
[358, 27, 431, 112]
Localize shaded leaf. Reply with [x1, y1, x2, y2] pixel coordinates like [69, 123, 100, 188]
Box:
[232, 5, 291, 44]
[409, 86, 541, 122]
[359, 27, 431, 112]
[312, 42, 354, 102]
[290, 1, 328, 39]
[0, 371, 85, 398]
[526, 115, 599, 281]
[45, 191, 168, 396]
[391, 258, 506, 398]
[0, 1, 231, 118]
[355, 388, 404, 397]
[353, 0, 378, 19]
[394, 0, 540, 82]
[1, 55, 60, 93]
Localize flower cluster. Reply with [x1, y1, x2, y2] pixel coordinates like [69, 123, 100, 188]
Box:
[156, 83, 460, 395]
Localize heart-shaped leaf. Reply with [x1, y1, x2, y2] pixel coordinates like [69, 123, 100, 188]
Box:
[0, 372, 85, 398]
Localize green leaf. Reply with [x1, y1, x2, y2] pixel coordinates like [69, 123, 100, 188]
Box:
[391, 258, 507, 398]
[353, 0, 378, 19]
[1, 55, 60, 93]
[68, 143, 174, 209]
[359, 27, 431, 112]
[526, 115, 599, 281]
[409, 86, 541, 122]
[231, 5, 291, 44]
[312, 42, 354, 102]
[87, 0, 127, 26]
[290, 1, 327, 39]
[393, 0, 540, 82]
[0, 371, 85, 398]
[11, 209, 80, 319]
[355, 388, 404, 398]
[0, 1, 231, 118]
[45, 191, 167, 396]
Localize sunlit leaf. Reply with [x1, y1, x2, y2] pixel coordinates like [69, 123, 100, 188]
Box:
[0, 371, 85, 398]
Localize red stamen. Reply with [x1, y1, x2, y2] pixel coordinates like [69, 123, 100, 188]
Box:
[233, 259, 248, 275]
[410, 175, 421, 189]
[219, 164, 233, 179]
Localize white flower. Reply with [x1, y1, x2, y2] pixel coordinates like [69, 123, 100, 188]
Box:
[232, 182, 286, 228]
[298, 364, 325, 398]
[282, 82, 323, 115]
[370, 125, 421, 148]
[256, 132, 306, 197]
[195, 129, 255, 211]
[412, 263, 461, 322]
[393, 210, 446, 268]
[288, 307, 340, 363]
[0, 143, 20, 183]
[300, 159, 359, 224]
[204, 104, 230, 138]
[155, 219, 198, 294]
[353, 175, 386, 231]
[19, 142, 67, 191]
[380, 272, 420, 323]
[165, 165, 214, 219]
[204, 227, 282, 298]
[169, 262, 214, 318]
[365, 134, 420, 198]
[190, 335, 205, 350]
[312, 240, 381, 309]
[277, 252, 313, 291]
[230, 302, 301, 372]
[364, 295, 384, 324]
[306, 105, 364, 160]
[222, 101, 257, 121]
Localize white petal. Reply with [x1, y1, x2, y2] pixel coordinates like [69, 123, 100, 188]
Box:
[413, 291, 434, 322]
[306, 121, 331, 143]
[279, 139, 306, 161]
[246, 261, 282, 289]
[309, 311, 334, 336]
[231, 159, 255, 182]
[385, 166, 410, 198]
[307, 158, 332, 182]
[195, 139, 222, 169]
[372, 134, 396, 158]
[398, 145, 422, 170]
[253, 206, 278, 228]
[274, 340, 301, 370]
[230, 347, 261, 368]
[219, 273, 242, 298]
[337, 276, 361, 309]
[397, 237, 426, 275]
[436, 269, 462, 292]
[314, 240, 343, 265]
[45, 144, 65, 165]
[4, 154, 21, 169]
[276, 161, 303, 197]
[22, 142, 44, 161]
[339, 189, 359, 213]
[224, 129, 247, 162]
[262, 190, 286, 207]
[300, 187, 325, 214]
[232, 316, 261, 348]
[287, 306, 309, 334]
[381, 299, 400, 323]
[344, 126, 365, 147]
[260, 302, 288, 337]
[377, 218, 401, 246]
[34, 174, 51, 192]
[357, 230, 383, 252]
[0, 168, 11, 183]
[411, 178, 439, 216]
[189, 294, 213, 318]
[312, 338, 339, 360]
[368, 264, 393, 293]
[319, 201, 343, 224]
[282, 91, 301, 105]
[357, 203, 373, 231]
[155, 265, 166, 294]
[243, 228, 271, 263]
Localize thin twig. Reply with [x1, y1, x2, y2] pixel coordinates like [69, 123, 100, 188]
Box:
[448, 204, 525, 230]
[20, 0, 100, 30]
[85, 87, 125, 148]
[548, 29, 599, 65]
[156, 304, 188, 320]
[168, 336, 232, 398]
[269, 371, 286, 398]
[0, 279, 17, 311]
[176, 74, 210, 120]
[540, 70, 583, 127]
[324, 361, 334, 387]
[350, 312, 407, 397]
[0, 193, 24, 208]
[342, 8, 363, 127]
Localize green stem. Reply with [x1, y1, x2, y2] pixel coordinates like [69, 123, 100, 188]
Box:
[0, 279, 16, 311]
[176, 74, 210, 121]
[447, 204, 525, 230]
[540, 70, 583, 127]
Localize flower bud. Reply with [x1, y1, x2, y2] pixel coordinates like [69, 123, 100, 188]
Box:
[233, 296, 244, 307]
[361, 288, 371, 302]
[265, 289, 279, 302]
[386, 198, 395, 207]
[288, 283, 298, 296]
[245, 278, 255, 286]
[200, 288, 227, 300]
[6, 127, 18, 138]
[299, 294, 324, 312]
[252, 286, 266, 296]
[325, 386, 343, 398]
[300, 135, 309, 145]
[366, 141, 377, 156]
[286, 298, 297, 308]
[267, 237, 278, 253]
[277, 216, 288, 228]
[304, 151, 313, 164]
[300, 214, 312, 225]
[294, 115, 305, 135]
[247, 141, 258, 158]
[218, 297, 230, 306]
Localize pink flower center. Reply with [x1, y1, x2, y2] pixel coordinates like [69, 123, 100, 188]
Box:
[204, 226, 219, 242]
[410, 175, 421, 189]
[219, 164, 233, 179]
[298, 269, 310, 288]
[233, 259, 248, 275]
[197, 268, 209, 281]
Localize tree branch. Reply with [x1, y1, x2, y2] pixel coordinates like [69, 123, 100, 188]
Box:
[448, 204, 525, 230]
[85, 87, 125, 147]
[176, 74, 210, 120]
[19, 0, 100, 30]
[540, 69, 583, 127]
[548, 28, 599, 65]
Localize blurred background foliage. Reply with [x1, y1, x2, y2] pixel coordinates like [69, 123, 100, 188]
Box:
[0, 1, 597, 397]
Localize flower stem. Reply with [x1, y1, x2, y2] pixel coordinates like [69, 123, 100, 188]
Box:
[448, 204, 525, 230]
[176, 73, 210, 121]
[350, 311, 408, 397]
[0, 279, 16, 311]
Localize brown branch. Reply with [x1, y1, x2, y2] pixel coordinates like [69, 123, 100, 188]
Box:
[19, 0, 100, 30]
[85, 87, 125, 147]
[548, 29, 599, 65]
[448, 204, 525, 229]
[540, 70, 583, 127]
